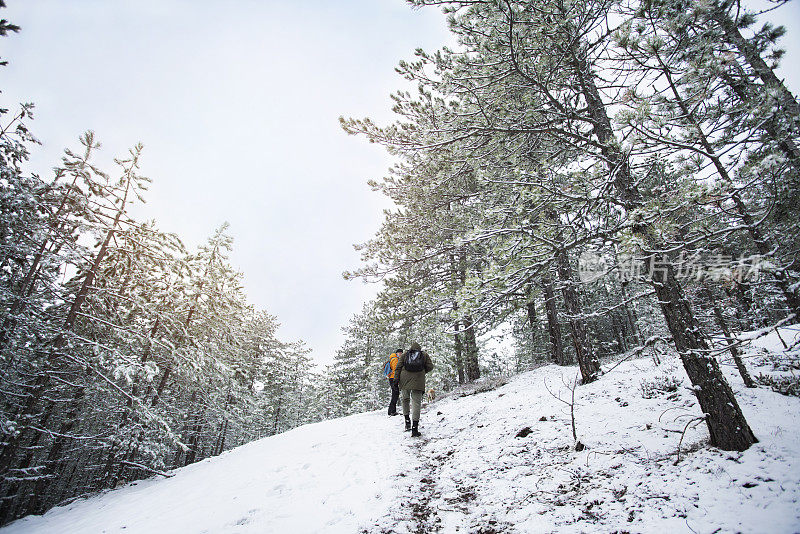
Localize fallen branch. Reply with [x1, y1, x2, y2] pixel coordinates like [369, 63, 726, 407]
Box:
[119, 460, 174, 478]
[674, 416, 706, 465]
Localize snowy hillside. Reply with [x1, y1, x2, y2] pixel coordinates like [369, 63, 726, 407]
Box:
[3, 328, 799, 534]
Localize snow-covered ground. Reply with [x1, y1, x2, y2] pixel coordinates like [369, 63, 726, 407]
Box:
[1, 411, 406, 533]
[4, 327, 799, 533]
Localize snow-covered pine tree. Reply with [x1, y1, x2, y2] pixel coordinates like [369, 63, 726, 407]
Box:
[342, 0, 765, 451]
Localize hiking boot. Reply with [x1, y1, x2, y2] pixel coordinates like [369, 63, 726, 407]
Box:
[411, 421, 421, 437]
[404, 416, 412, 431]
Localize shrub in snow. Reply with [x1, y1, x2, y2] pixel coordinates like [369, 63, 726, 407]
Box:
[756, 373, 800, 397]
[639, 375, 682, 399]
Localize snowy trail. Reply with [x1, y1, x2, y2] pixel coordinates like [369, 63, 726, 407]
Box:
[365, 330, 800, 533]
[2, 411, 410, 534]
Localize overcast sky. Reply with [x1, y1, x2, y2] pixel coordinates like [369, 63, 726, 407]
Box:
[1, 1, 798, 366]
[0, 0, 453, 365]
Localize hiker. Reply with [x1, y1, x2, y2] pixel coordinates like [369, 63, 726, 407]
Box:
[385, 349, 402, 416]
[395, 342, 434, 437]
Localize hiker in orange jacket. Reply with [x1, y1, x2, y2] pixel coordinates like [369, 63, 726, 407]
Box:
[386, 349, 402, 416]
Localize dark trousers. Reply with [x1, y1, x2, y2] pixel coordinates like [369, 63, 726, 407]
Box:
[388, 378, 400, 415]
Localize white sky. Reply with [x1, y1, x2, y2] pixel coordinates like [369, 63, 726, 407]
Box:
[0, 0, 453, 365]
[1, 1, 797, 366]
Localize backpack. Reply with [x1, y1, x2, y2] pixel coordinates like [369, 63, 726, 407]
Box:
[404, 350, 425, 372]
[382, 354, 398, 377]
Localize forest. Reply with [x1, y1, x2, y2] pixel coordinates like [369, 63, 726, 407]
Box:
[0, 10, 327, 525]
[2, 0, 800, 527]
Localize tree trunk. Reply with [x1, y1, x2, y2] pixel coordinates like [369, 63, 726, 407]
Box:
[555, 244, 600, 383]
[619, 280, 643, 346]
[611, 314, 628, 354]
[453, 322, 465, 385]
[724, 281, 754, 330]
[0, 374, 50, 477]
[272, 391, 283, 435]
[462, 317, 481, 381]
[151, 361, 172, 407]
[214, 418, 230, 456]
[702, 284, 756, 388]
[28, 385, 86, 515]
[0, 406, 52, 523]
[525, 294, 543, 364]
[651, 263, 758, 449]
[453, 248, 481, 382]
[541, 275, 567, 365]
[525, 299, 539, 345]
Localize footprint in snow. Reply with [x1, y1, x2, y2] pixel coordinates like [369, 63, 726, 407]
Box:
[229, 509, 260, 527]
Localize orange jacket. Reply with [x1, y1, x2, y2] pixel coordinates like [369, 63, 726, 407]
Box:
[387, 353, 399, 379]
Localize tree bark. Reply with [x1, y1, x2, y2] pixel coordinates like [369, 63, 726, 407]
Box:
[455, 249, 480, 382]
